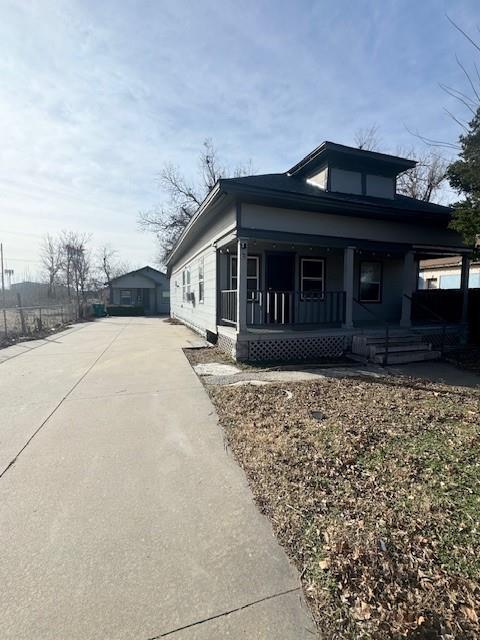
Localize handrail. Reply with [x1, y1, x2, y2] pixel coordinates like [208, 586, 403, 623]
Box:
[352, 297, 384, 321]
[405, 293, 449, 357]
[403, 293, 449, 325]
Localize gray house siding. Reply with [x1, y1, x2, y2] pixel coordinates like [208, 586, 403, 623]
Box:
[170, 245, 217, 334]
[169, 204, 237, 333]
[240, 204, 464, 248]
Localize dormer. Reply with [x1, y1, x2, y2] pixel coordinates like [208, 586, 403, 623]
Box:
[287, 141, 416, 200]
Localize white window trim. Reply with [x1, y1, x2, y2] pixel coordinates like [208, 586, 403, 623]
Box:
[300, 258, 325, 300]
[198, 257, 204, 303]
[230, 255, 260, 301]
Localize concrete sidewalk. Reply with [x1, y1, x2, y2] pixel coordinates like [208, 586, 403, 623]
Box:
[0, 318, 315, 639]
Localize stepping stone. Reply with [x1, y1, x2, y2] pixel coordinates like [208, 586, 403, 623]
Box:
[193, 362, 241, 376]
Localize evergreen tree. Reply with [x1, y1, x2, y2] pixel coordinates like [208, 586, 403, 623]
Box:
[448, 107, 480, 248]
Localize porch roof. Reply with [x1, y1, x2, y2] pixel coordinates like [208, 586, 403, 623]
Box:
[235, 228, 467, 256]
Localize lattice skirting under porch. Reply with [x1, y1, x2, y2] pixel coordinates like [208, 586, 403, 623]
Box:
[248, 335, 348, 362]
[416, 327, 465, 350]
[217, 331, 236, 356]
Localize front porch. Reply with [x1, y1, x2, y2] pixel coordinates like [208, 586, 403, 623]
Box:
[216, 236, 469, 362]
[217, 322, 464, 362]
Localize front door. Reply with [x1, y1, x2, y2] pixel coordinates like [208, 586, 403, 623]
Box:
[266, 253, 295, 323]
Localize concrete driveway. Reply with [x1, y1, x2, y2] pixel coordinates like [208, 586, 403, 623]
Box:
[0, 318, 315, 639]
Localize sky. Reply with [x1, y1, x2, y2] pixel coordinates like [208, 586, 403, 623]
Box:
[1, 0, 479, 281]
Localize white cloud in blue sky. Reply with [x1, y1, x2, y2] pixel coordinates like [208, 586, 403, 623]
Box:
[0, 0, 478, 277]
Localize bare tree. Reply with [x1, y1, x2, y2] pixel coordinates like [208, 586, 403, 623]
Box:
[396, 149, 448, 202]
[406, 16, 480, 150]
[58, 231, 92, 305]
[40, 234, 63, 297]
[354, 124, 382, 151]
[353, 126, 448, 203]
[139, 138, 252, 262]
[98, 245, 120, 284]
[96, 244, 131, 293]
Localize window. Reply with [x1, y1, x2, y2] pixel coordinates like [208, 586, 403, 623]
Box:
[439, 274, 460, 289]
[230, 255, 260, 301]
[426, 277, 438, 290]
[120, 289, 132, 305]
[359, 261, 382, 302]
[300, 258, 324, 299]
[182, 267, 191, 301]
[198, 257, 204, 303]
[470, 273, 480, 288]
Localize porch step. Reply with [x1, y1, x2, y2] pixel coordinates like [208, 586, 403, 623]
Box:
[372, 350, 441, 365]
[361, 334, 424, 345]
[374, 343, 431, 354]
[351, 331, 441, 365]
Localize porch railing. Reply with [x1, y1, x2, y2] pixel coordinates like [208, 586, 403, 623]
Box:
[219, 290, 346, 326]
[220, 289, 237, 325]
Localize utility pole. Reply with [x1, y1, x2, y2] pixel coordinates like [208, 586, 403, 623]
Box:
[1, 243, 7, 337]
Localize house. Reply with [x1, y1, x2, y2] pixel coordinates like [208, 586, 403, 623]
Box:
[109, 266, 170, 314]
[419, 257, 480, 290]
[166, 141, 471, 363]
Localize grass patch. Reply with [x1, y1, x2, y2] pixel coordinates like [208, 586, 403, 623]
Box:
[208, 375, 480, 638]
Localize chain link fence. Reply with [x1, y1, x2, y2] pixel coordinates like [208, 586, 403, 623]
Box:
[0, 302, 83, 341]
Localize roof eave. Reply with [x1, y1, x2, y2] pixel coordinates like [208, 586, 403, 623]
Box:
[165, 182, 223, 265]
[222, 181, 452, 221]
[287, 141, 417, 177]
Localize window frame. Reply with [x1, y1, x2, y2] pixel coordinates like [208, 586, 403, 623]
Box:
[230, 255, 260, 301]
[198, 257, 205, 303]
[120, 289, 132, 305]
[359, 260, 383, 303]
[300, 258, 325, 301]
[182, 267, 191, 302]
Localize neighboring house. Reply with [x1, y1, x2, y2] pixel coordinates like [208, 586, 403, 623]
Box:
[166, 141, 471, 362]
[109, 266, 170, 314]
[419, 257, 480, 290]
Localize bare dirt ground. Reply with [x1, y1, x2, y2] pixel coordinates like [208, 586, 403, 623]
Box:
[201, 372, 480, 639]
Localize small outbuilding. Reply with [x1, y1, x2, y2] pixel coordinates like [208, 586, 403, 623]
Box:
[109, 266, 170, 314]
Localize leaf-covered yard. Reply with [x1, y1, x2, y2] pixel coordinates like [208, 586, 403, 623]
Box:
[209, 375, 480, 639]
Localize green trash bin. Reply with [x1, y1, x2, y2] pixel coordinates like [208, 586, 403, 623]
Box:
[92, 303, 106, 318]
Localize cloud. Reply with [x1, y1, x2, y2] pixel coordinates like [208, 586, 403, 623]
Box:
[0, 0, 478, 277]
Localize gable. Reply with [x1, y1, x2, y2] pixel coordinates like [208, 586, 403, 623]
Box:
[111, 273, 158, 289]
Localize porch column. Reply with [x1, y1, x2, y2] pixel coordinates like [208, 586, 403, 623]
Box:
[461, 254, 470, 324]
[236, 238, 248, 334]
[342, 246, 355, 328]
[400, 250, 416, 327]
